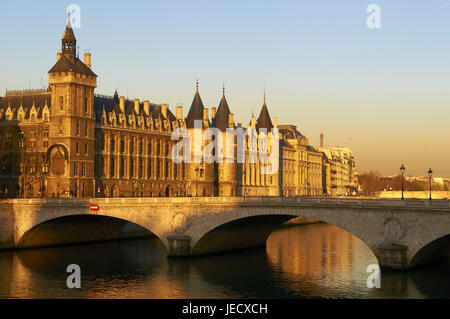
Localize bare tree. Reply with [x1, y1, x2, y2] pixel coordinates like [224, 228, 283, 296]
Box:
[16, 133, 42, 198]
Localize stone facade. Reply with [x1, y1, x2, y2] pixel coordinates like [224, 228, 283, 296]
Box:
[0, 21, 357, 199]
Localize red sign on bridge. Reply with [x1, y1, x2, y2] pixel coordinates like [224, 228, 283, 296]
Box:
[90, 204, 99, 212]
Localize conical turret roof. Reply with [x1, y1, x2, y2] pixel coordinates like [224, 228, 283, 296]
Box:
[185, 84, 207, 128]
[212, 91, 233, 131]
[256, 102, 273, 132]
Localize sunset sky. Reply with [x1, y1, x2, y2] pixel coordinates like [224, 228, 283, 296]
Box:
[1, 1, 449, 176]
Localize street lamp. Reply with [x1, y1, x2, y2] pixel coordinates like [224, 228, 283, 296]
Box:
[195, 167, 199, 197]
[400, 164, 406, 200]
[428, 168, 433, 201]
[40, 161, 48, 198]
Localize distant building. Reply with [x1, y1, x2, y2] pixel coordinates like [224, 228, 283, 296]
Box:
[319, 134, 359, 196]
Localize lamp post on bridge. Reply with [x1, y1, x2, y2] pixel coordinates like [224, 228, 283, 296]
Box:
[400, 164, 406, 200]
[195, 167, 199, 197]
[428, 168, 433, 201]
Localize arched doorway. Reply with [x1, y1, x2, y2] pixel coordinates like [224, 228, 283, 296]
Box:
[165, 185, 173, 197]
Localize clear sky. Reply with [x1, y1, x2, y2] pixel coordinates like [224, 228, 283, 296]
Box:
[1, 1, 449, 177]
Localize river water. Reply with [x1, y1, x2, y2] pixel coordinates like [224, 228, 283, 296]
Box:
[0, 223, 448, 299]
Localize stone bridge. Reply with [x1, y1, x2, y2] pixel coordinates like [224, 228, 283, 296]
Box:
[0, 197, 449, 270]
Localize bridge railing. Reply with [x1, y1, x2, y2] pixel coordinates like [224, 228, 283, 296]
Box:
[2, 196, 449, 210]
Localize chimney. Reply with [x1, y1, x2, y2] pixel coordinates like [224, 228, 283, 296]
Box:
[228, 113, 234, 128]
[251, 115, 256, 127]
[134, 99, 140, 115]
[143, 100, 150, 116]
[119, 96, 125, 113]
[161, 104, 168, 119]
[273, 117, 278, 128]
[57, 53, 62, 62]
[212, 107, 217, 119]
[176, 105, 183, 121]
[84, 53, 92, 69]
[203, 108, 209, 123]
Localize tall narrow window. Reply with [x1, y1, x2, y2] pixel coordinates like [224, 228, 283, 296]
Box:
[84, 120, 88, 136]
[110, 138, 115, 153]
[148, 139, 152, 156]
[110, 157, 115, 177]
[139, 138, 143, 155]
[147, 159, 152, 179]
[130, 158, 134, 179]
[165, 160, 170, 179]
[120, 157, 125, 178]
[120, 137, 125, 154]
[84, 96, 88, 114]
[60, 96, 64, 110]
[156, 160, 160, 178]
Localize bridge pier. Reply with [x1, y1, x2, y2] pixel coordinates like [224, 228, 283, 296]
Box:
[167, 235, 192, 257]
[377, 244, 409, 270]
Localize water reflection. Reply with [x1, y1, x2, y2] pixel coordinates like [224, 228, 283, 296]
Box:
[0, 224, 448, 299]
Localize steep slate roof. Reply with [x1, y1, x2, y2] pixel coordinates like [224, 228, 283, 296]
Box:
[62, 22, 76, 41]
[93, 93, 176, 123]
[185, 88, 208, 129]
[48, 54, 97, 76]
[307, 145, 321, 154]
[0, 91, 51, 110]
[212, 92, 233, 131]
[256, 102, 273, 132]
[278, 125, 304, 139]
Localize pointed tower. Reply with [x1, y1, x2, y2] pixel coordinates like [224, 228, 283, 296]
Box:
[256, 92, 273, 132]
[185, 81, 208, 129]
[320, 131, 324, 148]
[212, 85, 233, 131]
[211, 85, 236, 196]
[47, 19, 98, 198]
[185, 81, 213, 196]
[62, 18, 77, 61]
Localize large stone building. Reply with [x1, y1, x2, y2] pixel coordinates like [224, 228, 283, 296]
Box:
[0, 21, 356, 199]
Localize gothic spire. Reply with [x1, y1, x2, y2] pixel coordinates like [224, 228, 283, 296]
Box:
[62, 15, 77, 61]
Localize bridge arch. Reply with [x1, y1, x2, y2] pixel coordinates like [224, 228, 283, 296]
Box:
[409, 234, 450, 269]
[188, 207, 380, 265]
[14, 208, 167, 251]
